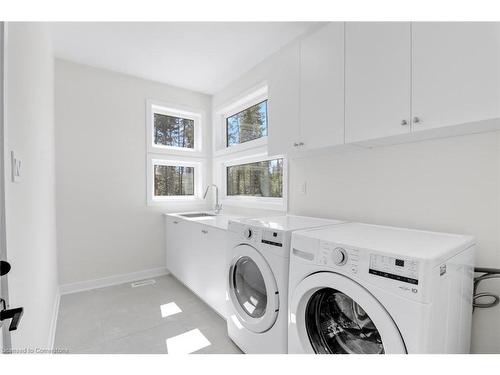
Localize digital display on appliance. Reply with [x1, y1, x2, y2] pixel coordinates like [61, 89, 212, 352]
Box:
[262, 230, 283, 247]
[369, 254, 419, 285]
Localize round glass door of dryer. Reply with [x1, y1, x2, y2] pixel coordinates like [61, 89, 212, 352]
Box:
[233, 256, 267, 318]
[228, 244, 279, 333]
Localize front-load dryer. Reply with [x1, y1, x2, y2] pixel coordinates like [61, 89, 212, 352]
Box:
[226, 215, 346, 354]
[288, 223, 475, 354]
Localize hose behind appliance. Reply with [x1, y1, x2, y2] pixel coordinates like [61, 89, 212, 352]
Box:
[473, 267, 500, 310]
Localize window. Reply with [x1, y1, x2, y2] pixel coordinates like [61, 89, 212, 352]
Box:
[148, 157, 203, 203]
[154, 113, 194, 149]
[214, 84, 268, 155]
[227, 158, 283, 197]
[155, 165, 194, 196]
[226, 100, 268, 147]
[214, 85, 287, 211]
[147, 100, 202, 154]
[218, 154, 287, 210]
[146, 99, 205, 205]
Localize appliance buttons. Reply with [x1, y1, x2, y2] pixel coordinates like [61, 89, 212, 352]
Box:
[332, 247, 348, 266]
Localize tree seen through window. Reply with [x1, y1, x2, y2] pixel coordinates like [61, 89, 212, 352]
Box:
[154, 165, 194, 196]
[154, 113, 194, 149]
[227, 159, 283, 198]
[226, 100, 267, 147]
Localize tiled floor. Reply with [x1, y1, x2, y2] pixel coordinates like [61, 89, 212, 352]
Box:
[54, 275, 242, 354]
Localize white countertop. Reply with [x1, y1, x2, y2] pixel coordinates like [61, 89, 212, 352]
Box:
[164, 211, 251, 230]
[235, 215, 345, 231]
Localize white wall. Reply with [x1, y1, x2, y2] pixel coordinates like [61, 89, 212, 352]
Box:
[4, 22, 58, 350]
[55, 60, 212, 286]
[213, 35, 500, 353]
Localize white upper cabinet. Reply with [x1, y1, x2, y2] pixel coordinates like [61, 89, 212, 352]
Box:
[268, 22, 500, 153]
[345, 22, 411, 143]
[299, 23, 345, 150]
[267, 42, 300, 156]
[412, 22, 500, 130]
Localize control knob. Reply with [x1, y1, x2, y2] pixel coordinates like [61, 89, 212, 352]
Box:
[243, 228, 253, 239]
[332, 247, 348, 266]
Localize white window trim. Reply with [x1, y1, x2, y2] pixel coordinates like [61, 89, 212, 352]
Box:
[217, 152, 287, 211]
[146, 99, 204, 156]
[213, 82, 268, 157]
[147, 154, 205, 206]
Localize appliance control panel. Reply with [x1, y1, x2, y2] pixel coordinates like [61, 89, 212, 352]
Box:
[261, 229, 283, 247]
[291, 236, 427, 302]
[318, 241, 360, 275]
[369, 254, 419, 285]
[228, 221, 285, 249]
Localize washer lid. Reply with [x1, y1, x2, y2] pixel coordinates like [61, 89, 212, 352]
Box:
[290, 272, 406, 354]
[228, 244, 279, 333]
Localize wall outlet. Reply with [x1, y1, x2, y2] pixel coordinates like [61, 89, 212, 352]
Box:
[11, 151, 22, 183]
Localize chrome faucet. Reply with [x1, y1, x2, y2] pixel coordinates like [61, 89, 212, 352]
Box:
[203, 184, 222, 214]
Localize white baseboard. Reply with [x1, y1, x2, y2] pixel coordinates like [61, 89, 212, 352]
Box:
[59, 267, 169, 295]
[48, 289, 60, 350]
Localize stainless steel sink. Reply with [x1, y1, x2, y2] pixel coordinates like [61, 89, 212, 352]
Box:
[178, 212, 216, 218]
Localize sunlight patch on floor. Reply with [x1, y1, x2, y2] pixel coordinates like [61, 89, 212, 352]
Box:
[160, 302, 182, 318]
[166, 328, 211, 354]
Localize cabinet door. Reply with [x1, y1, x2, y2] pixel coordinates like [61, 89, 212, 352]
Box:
[267, 42, 300, 156]
[165, 217, 186, 277]
[300, 23, 345, 149]
[184, 223, 206, 300]
[184, 225, 227, 318]
[165, 220, 227, 317]
[202, 228, 228, 318]
[345, 22, 411, 143]
[412, 22, 500, 130]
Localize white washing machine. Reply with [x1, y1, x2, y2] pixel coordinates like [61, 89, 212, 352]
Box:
[288, 223, 476, 354]
[226, 215, 346, 354]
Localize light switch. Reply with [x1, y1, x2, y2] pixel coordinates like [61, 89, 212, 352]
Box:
[11, 151, 22, 183]
[299, 181, 307, 195]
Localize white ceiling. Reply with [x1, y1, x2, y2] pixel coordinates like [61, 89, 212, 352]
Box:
[50, 22, 318, 95]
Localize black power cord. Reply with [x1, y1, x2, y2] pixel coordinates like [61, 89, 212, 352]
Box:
[473, 267, 500, 310]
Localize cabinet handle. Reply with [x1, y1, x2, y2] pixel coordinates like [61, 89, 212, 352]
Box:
[401, 120, 408, 126]
[293, 142, 299, 147]
[173, 221, 179, 224]
[201, 230, 208, 234]
[298, 142, 304, 146]
[413, 116, 421, 124]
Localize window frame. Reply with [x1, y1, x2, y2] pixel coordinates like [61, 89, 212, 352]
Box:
[225, 99, 268, 148]
[218, 152, 287, 211]
[146, 99, 203, 156]
[147, 154, 205, 205]
[212, 83, 287, 211]
[213, 83, 268, 157]
[146, 99, 207, 207]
